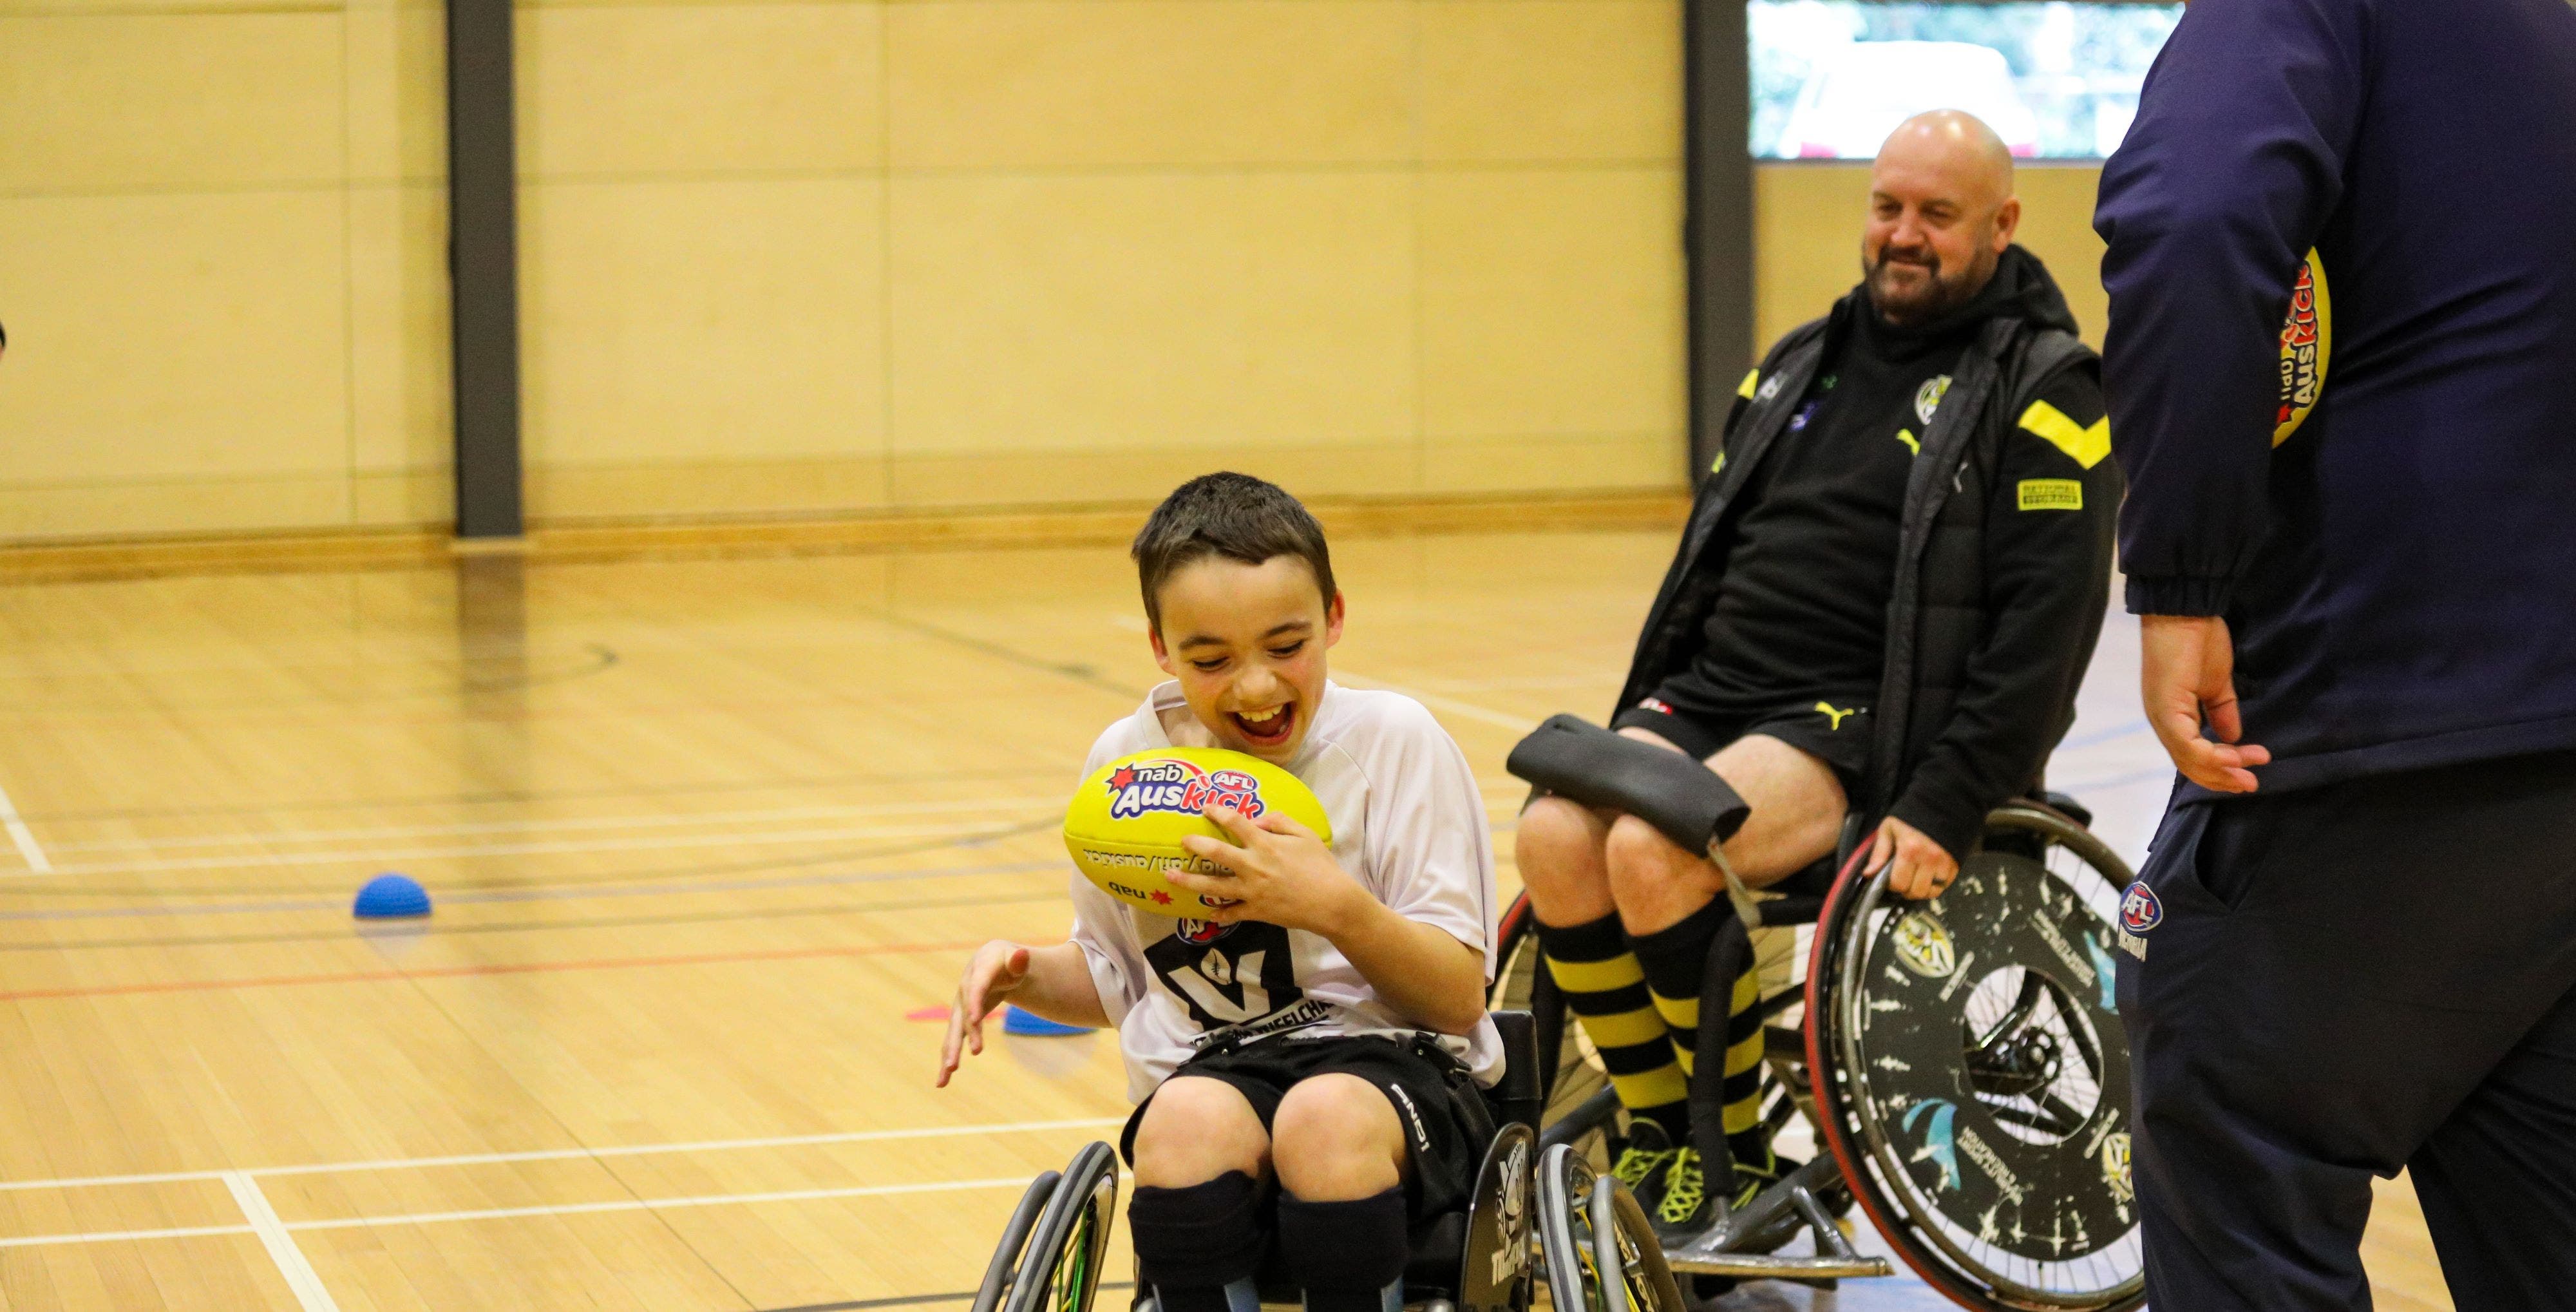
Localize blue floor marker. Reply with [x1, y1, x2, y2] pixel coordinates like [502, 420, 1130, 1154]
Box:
[1003, 1005, 1092, 1036]
[354, 872, 432, 919]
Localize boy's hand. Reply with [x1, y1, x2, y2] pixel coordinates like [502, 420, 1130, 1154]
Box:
[1868, 814, 1958, 900]
[937, 940, 1030, 1087]
[1170, 806, 1365, 935]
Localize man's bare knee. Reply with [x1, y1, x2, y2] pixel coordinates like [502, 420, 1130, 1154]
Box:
[1133, 1076, 1271, 1188]
[1515, 795, 1615, 922]
[1707, 735, 1846, 884]
[1271, 1074, 1406, 1201]
[1604, 812, 1721, 929]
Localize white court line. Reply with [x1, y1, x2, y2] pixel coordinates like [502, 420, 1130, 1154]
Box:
[33, 817, 1053, 878]
[0, 1116, 1124, 1192]
[223, 1172, 342, 1311]
[0, 777, 52, 874]
[0, 1176, 1035, 1251]
[41, 796, 1071, 857]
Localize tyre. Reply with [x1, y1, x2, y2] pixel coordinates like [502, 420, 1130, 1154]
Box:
[1806, 803, 2146, 1311]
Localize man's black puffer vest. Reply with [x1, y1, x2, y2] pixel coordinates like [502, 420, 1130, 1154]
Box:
[1616, 252, 2106, 830]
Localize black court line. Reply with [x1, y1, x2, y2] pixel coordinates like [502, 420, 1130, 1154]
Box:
[0, 888, 1063, 954]
[6, 766, 1065, 826]
[0, 815, 1060, 900]
[759, 1283, 1133, 1312]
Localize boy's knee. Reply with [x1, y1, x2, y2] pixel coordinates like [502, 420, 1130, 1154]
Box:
[1133, 1077, 1269, 1188]
[1515, 797, 1609, 902]
[1271, 1074, 1406, 1201]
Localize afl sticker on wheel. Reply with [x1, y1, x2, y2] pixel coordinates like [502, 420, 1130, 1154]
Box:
[1891, 911, 1958, 978]
[2275, 249, 2331, 446]
[2117, 881, 2161, 961]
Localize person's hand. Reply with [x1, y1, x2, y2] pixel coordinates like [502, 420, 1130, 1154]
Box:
[936, 940, 1031, 1087]
[2140, 614, 2269, 794]
[1170, 805, 1363, 934]
[1868, 815, 1958, 900]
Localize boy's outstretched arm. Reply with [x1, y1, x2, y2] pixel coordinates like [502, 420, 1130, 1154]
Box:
[936, 940, 1111, 1087]
[1173, 807, 1486, 1036]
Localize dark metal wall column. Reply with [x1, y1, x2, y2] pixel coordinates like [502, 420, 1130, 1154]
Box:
[447, 0, 525, 538]
[1683, 0, 1754, 480]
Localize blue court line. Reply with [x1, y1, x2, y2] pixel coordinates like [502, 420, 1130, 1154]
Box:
[0, 859, 1061, 924]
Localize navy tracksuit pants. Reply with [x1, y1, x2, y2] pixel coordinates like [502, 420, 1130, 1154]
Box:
[2117, 750, 2576, 1310]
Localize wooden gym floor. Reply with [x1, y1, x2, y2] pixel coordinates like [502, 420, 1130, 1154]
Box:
[0, 529, 2449, 1310]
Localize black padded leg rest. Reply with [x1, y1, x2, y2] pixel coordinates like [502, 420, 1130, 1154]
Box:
[1506, 714, 1750, 855]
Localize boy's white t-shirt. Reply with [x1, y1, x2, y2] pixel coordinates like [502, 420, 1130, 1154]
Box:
[1069, 680, 1502, 1101]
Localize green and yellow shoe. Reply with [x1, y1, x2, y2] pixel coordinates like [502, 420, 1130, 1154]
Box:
[1653, 1146, 1712, 1237]
[1609, 1121, 1678, 1214]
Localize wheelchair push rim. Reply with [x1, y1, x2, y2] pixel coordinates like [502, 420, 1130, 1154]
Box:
[1534, 1143, 1683, 1312]
[987, 1141, 1119, 1312]
[1806, 804, 2145, 1311]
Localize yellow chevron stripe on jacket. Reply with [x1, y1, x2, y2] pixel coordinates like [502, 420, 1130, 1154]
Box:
[2018, 400, 2110, 469]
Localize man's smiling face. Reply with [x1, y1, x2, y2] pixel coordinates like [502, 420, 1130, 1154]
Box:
[1148, 555, 1342, 762]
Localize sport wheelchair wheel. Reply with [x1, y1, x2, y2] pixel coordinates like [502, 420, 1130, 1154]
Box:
[1806, 801, 2145, 1311]
[1535, 1143, 1684, 1312]
[974, 1141, 1119, 1312]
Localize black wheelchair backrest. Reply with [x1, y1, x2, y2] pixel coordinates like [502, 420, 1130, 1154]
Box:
[1488, 1009, 1542, 1134]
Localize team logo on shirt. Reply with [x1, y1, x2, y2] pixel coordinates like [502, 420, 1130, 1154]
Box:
[1103, 759, 1270, 822]
[1146, 920, 1309, 1030]
[2275, 249, 2331, 446]
[1915, 374, 1953, 425]
[1176, 917, 1235, 945]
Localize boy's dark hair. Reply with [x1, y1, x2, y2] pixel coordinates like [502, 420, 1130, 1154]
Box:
[1132, 473, 1336, 632]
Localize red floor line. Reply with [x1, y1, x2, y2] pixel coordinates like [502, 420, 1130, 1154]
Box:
[0, 938, 1027, 1003]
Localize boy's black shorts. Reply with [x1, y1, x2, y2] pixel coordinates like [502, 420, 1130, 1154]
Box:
[1119, 1033, 1495, 1221]
[1610, 695, 1873, 801]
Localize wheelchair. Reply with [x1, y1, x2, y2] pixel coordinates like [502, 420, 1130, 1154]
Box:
[972, 1011, 1689, 1312]
[1494, 794, 2146, 1311]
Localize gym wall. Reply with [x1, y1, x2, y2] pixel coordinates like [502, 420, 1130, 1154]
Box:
[0, 3, 451, 540]
[0, 0, 1689, 543]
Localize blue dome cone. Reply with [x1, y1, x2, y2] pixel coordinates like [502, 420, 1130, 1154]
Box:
[354, 872, 431, 919]
[1003, 1005, 1092, 1036]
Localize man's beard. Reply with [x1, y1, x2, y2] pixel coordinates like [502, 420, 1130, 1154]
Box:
[1866, 245, 1992, 327]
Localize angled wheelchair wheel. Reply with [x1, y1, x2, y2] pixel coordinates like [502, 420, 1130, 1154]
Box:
[1806, 803, 2145, 1311]
[1535, 1143, 1684, 1312]
[977, 1141, 1119, 1312]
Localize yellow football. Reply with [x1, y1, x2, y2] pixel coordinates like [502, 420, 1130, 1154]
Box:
[1064, 747, 1332, 916]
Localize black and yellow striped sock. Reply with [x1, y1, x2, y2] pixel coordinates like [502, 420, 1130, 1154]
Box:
[1629, 899, 1768, 1174]
[1535, 912, 1690, 1142]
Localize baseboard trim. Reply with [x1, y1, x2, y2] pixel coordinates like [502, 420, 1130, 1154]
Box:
[0, 491, 1690, 585]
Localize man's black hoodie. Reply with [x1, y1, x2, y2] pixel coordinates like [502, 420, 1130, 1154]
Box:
[1622, 246, 2120, 859]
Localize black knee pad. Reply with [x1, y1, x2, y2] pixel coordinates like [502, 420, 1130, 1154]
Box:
[1508, 714, 1750, 854]
[1276, 1188, 1407, 1312]
[1131, 1172, 1269, 1292]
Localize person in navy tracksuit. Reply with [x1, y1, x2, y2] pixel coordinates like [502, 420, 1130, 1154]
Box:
[2094, 0, 2576, 1306]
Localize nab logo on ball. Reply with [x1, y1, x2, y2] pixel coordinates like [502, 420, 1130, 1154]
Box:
[1064, 747, 1334, 916]
[1104, 759, 1269, 822]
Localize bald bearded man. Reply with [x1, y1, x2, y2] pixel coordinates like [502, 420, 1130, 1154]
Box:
[1513, 111, 2120, 1238]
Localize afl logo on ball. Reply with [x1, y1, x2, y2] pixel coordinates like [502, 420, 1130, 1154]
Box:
[1177, 918, 1235, 945]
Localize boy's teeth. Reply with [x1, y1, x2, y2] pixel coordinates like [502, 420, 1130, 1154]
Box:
[1240, 706, 1283, 723]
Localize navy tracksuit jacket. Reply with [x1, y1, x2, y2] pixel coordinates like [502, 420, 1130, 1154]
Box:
[2096, 0, 2576, 792]
[2094, 3, 2576, 1307]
